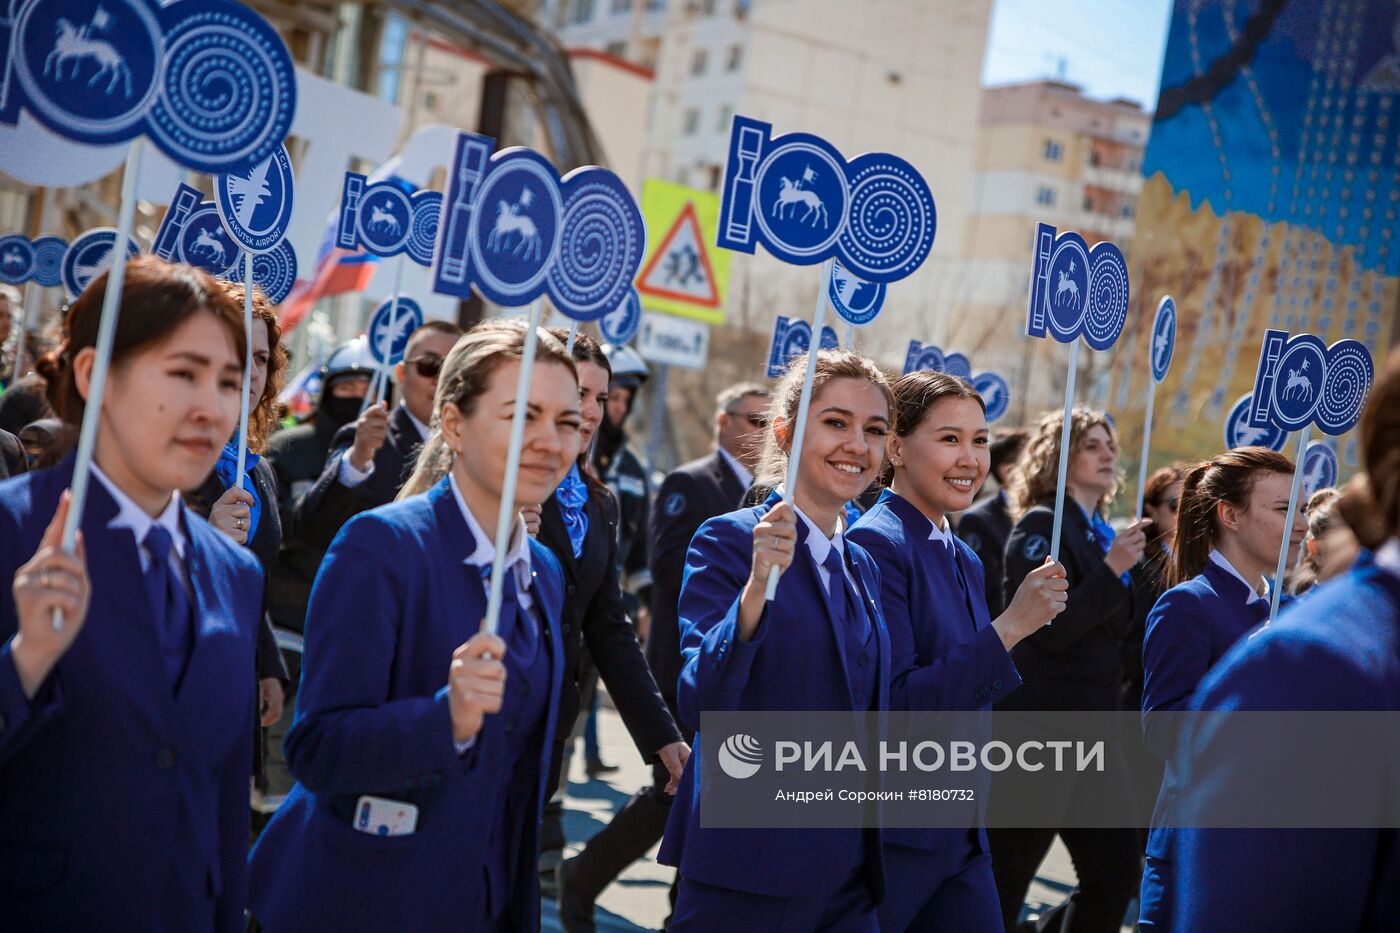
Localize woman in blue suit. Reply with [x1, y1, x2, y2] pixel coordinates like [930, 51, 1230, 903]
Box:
[847, 371, 1067, 932]
[0, 257, 262, 931]
[1136, 446, 1304, 931]
[247, 321, 582, 932]
[659, 349, 895, 931]
[1168, 347, 1400, 931]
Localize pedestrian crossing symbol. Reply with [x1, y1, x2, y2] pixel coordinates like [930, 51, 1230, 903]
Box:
[636, 179, 731, 325]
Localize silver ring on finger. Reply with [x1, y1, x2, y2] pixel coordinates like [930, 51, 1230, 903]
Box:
[41, 568, 51, 589]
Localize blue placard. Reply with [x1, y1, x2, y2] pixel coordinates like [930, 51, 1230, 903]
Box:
[407, 190, 443, 266]
[1150, 295, 1177, 384]
[600, 287, 643, 345]
[1025, 222, 1130, 351]
[215, 144, 294, 254]
[766, 315, 839, 379]
[0, 235, 34, 286]
[943, 352, 972, 379]
[30, 235, 68, 287]
[717, 115, 936, 282]
[366, 296, 425, 365]
[62, 227, 141, 300]
[1247, 329, 1374, 436]
[431, 132, 646, 321]
[1301, 441, 1339, 498]
[827, 258, 886, 326]
[1224, 393, 1287, 451]
[972, 371, 1011, 423]
[231, 240, 298, 304]
[4, 0, 296, 174]
[153, 183, 239, 277]
[902, 340, 946, 376]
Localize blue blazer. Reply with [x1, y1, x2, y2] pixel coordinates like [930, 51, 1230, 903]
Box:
[1171, 544, 1400, 932]
[657, 493, 892, 899]
[0, 460, 261, 931]
[247, 476, 566, 932]
[848, 489, 1020, 854]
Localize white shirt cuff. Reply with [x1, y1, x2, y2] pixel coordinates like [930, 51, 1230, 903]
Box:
[454, 736, 477, 754]
[336, 451, 374, 488]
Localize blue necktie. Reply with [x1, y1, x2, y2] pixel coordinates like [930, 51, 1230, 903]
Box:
[946, 539, 978, 628]
[554, 464, 589, 559]
[823, 548, 871, 647]
[142, 525, 193, 689]
[1084, 506, 1132, 586]
[490, 564, 538, 662]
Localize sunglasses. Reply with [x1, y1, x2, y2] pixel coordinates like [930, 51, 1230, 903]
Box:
[727, 411, 766, 427]
[405, 354, 443, 378]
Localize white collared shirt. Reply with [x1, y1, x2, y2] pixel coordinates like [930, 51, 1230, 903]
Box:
[404, 405, 430, 441]
[717, 446, 754, 494]
[91, 463, 188, 584]
[788, 499, 857, 594]
[1209, 549, 1268, 604]
[448, 472, 534, 615]
[927, 512, 953, 548]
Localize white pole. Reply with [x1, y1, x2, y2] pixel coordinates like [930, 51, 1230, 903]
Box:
[1134, 382, 1157, 520]
[11, 280, 36, 384]
[234, 257, 255, 481]
[483, 298, 544, 635]
[1049, 339, 1081, 564]
[373, 254, 406, 406]
[844, 323, 854, 349]
[56, 139, 144, 631]
[764, 257, 834, 601]
[1269, 425, 1311, 622]
[566, 320, 579, 354]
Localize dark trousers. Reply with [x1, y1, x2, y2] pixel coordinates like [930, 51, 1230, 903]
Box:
[568, 758, 677, 906]
[878, 839, 1001, 933]
[987, 826, 1139, 933]
[671, 866, 878, 933]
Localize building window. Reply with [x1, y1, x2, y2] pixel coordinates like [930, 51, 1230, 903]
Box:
[708, 164, 722, 191]
[1120, 200, 1136, 218]
[1043, 139, 1062, 162]
[1083, 193, 1094, 212]
[647, 0, 666, 10]
[611, 0, 632, 12]
[691, 49, 707, 75]
[1036, 186, 1057, 207]
[717, 105, 733, 132]
[726, 44, 743, 71]
[423, 90, 438, 110]
[605, 40, 627, 57]
[682, 107, 700, 135]
[571, 0, 596, 24]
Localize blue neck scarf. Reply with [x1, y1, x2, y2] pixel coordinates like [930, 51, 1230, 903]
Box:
[555, 463, 589, 559]
[1077, 501, 1130, 586]
[214, 441, 261, 543]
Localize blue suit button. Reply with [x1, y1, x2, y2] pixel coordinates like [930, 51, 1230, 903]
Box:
[993, 679, 1003, 690]
[155, 748, 176, 771]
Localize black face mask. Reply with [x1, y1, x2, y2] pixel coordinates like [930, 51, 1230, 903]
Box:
[321, 393, 364, 431]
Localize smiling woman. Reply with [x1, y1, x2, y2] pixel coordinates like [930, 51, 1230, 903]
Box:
[0, 256, 265, 930]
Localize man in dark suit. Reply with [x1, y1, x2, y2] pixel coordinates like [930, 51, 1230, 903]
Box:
[557, 381, 771, 933]
[956, 427, 1027, 618]
[292, 320, 461, 551]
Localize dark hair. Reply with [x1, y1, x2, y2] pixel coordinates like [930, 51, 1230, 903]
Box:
[408, 319, 465, 349]
[989, 428, 1028, 480]
[547, 327, 610, 494]
[222, 282, 288, 453]
[37, 257, 245, 440]
[1360, 344, 1400, 539]
[891, 370, 985, 439]
[1143, 463, 1186, 546]
[1171, 446, 1295, 585]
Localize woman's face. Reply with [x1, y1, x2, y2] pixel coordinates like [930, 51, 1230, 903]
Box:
[889, 396, 989, 520]
[248, 317, 272, 412]
[1066, 424, 1118, 502]
[790, 377, 889, 518]
[1222, 471, 1309, 575]
[576, 360, 609, 449]
[1146, 480, 1183, 538]
[84, 310, 242, 507]
[445, 358, 582, 509]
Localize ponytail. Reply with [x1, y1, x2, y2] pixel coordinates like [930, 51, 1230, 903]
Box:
[1170, 446, 1295, 585]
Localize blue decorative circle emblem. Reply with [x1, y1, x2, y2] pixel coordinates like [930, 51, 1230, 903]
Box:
[468, 152, 563, 305]
[175, 204, 239, 276]
[1269, 336, 1328, 432]
[827, 259, 886, 326]
[1042, 232, 1090, 341]
[902, 340, 947, 376]
[30, 236, 69, 287]
[600, 287, 643, 345]
[1150, 296, 1177, 384]
[0, 235, 34, 286]
[972, 371, 1011, 423]
[356, 183, 414, 256]
[549, 169, 646, 322]
[753, 138, 847, 260]
[1301, 442, 1338, 498]
[1224, 393, 1286, 452]
[232, 240, 297, 304]
[1027, 224, 1129, 350]
[943, 353, 972, 379]
[147, 0, 296, 174]
[366, 296, 424, 365]
[1023, 535, 1050, 562]
[407, 190, 443, 266]
[13, 0, 164, 146]
[1082, 243, 1129, 351]
[61, 228, 140, 299]
[1315, 341, 1373, 436]
[837, 153, 936, 282]
[215, 143, 294, 254]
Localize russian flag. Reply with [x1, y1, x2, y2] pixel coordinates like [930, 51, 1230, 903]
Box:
[281, 162, 417, 329]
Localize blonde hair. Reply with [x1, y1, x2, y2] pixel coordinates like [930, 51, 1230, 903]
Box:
[1007, 406, 1121, 521]
[753, 349, 895, 488]
[397, 320, 578, 500]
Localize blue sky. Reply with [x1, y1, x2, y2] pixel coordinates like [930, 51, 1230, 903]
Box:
[982, 0, 1176, 110]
